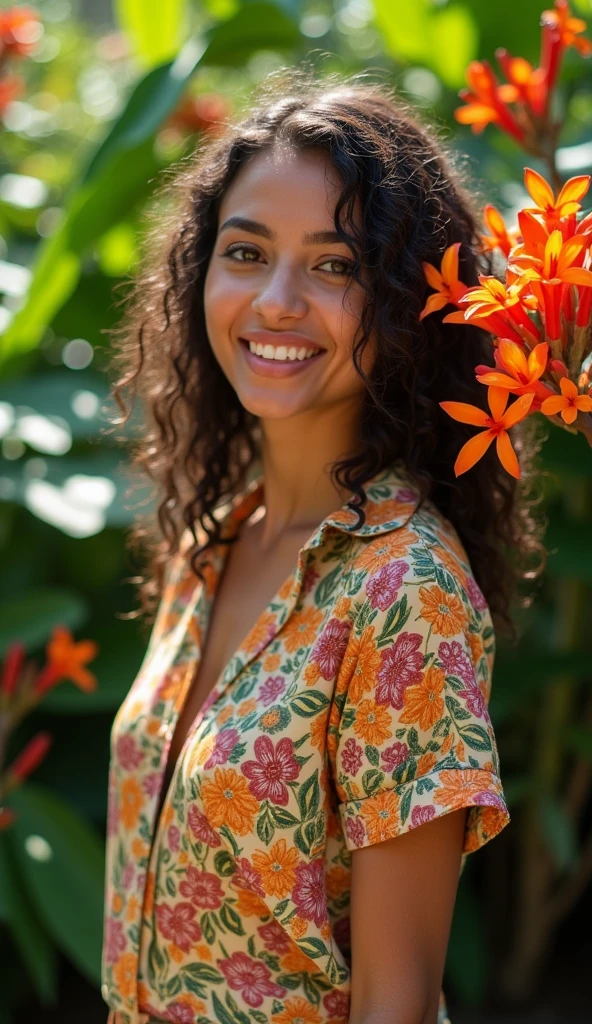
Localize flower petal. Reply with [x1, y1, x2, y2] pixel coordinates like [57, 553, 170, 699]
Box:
[498, 338, 528, 379]
[496, 430, 521, 478]
[475, 371, 521, 389]
[501, 391, 535, 428]
[560, 376, 578, 398]
[575, 395, 592, 412]
[419, 292, 449, 321]
[441, 242, 461, 285]
[540, 395, 567, 416]
[562, 405, 578, 425]
[422, 262, 444, 291]
[454, 430, 495, 476]
[439, 401, 489, 427]
[487, 385, 509, 421]
[556, 174, 591, 209]
[526, 342, 549, 381]
[524, 167, 554, 210]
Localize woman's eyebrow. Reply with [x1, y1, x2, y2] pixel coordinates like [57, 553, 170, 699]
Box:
[218, 216, 345, 245]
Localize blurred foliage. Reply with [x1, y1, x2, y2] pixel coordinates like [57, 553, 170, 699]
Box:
[0, 0, 591, 1020]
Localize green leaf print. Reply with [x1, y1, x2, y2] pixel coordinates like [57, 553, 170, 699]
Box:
[290, 691, 330, 717]
[270, 805, 300, 828]
[212, 991, 249, 1024]
[400, 785, 413, 825]
[200, 912, 216, 945]
[297, 770, 320, 821]
[220, 902, 245, 936]
[445, 694, 472, 722]
[362, 769, 384, 796]
[182, 962, 223, 985]
[165, 875, 176, 898]
[409, 544, 435, 577]
[249, 1011, 269, 1024]
[166, 974, 183, 997]
[276, 973, 302, 990]
[225, 991, 252, 1024]
[459, 723, 493, 752]
[376, 595, 411, 645]
[364, 744, 380, 767]
[435, 565, 456, 593]
[214, 850, 236, 877]
[314, 564, 342, 606]
[256, 805, 275, 845]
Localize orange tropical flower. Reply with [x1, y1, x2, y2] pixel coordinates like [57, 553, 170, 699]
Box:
[458, 276, 540, 344]
[476, 339, 554, 410]
[34, 625, 98, 697]
[252, 839, 300, 898]
[440, 386, 535, 478]
[493, 49, 547, 117]
[514, 229, 592, 339]
[119, 777, 144, 831]
[540, 375, 592, 424]
[418, 585, 465, 638]
[454, 60, 526, 143]
[309, 710, 328, 750]
[337, 625, 381, 705]
[480, 204, 520, 257]
[419, 242, 468, 320]
[281, 606, 324, 654]
[542, 0, 592, 58]
[399, 665, 446, 731]
[355, 528, 417, 574]
[242, 611, 277, 654]
[201, 767, 259, 835]
[353, 700, 393, 746]
[272, 997, 323, 1024]
[234, 888, 270, 918]
[523, 167, 591, 223]
[360, 789, 400, 844]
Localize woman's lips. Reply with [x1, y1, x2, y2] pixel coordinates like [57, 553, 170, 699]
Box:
[239, 339, 326, 379]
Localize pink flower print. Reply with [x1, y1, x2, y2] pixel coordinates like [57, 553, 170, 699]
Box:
[122, 862, 135, 890]
[345, 816, 366, 848]
[474, 790, 506, 810]
[410, 805, 435, 829]
[324, 990, 350, 1018]
[258, 919, 292, 954]
[115, 735, 144, 771]
[381, 741, 409, 773]
[136, 872, 145, 894]
[375, 632, 424, 708]
[259, 675, 285, 707]
[311, 618, 351, 679]
[154, 901, 201, 953]
[164, 1003, 194, 1023]
[187, 804, 221, 847]
[302, 564, 321, 596]
[167, 825, 180, 853]
[466, 574, 488, 612]
[366, 561, 408, 611]
[143, 772, 162, 798]
[218, 951, 286, 1008]
[438, 639, 476, 688]
[233, 857, 265, 897]
[241, 736, 299, 806]
[179, 866, 224, 909]
[459, 682, 488, 719]
[292, 859, 327, 927]
[104, 917, 126, 963]
[341, 737, 363, 776]
[204, 728, 240, 770]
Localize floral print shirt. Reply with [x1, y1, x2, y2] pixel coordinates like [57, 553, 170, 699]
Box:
[101, 459, 510, 1024]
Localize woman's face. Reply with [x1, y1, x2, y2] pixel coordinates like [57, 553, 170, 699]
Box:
[203, 146, 374, 421]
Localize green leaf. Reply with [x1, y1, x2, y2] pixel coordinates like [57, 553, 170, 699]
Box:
[115, 0, 187, 67]
[362, 769, 384, 797]
[376, 595, 410, 645]
[182, 961, 223, 984]
[297, 771, 320, 821]
[213, 850, 236, 877]
[290, 691, 330, 718]
[269, 805, 300, 828]
[0, 587, 89, 656]
[220, 902, 245, 936]
[538, 795, 578, 872]
[256, 806, 275, 845]
[297, 936, 328, 959]
[6, 783, 105, 984]
[201, 2, 299, 67]
[430, 4, 478, 88]
[458, 724, 492, 752]
[0, 836, 57, 1003]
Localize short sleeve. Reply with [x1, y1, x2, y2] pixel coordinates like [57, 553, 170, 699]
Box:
[329, 539, 510, 855]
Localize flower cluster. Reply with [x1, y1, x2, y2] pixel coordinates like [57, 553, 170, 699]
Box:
[421, 1, 592, 478]
[0, 5, 42, 114]
[0, 626, 98, 829]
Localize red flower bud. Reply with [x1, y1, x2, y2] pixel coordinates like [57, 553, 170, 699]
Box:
[7, 731, 52, 783]
[1, 642, 25, 698]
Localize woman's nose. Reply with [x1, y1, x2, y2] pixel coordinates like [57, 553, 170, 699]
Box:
[251, 264, 308, 321]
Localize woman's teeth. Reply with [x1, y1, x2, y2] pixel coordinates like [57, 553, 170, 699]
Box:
[247, 341, 321, 362]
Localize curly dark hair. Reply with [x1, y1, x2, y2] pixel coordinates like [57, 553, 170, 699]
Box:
[105, 67, 547, 643]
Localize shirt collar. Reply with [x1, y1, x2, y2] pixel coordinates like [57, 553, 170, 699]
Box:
[221, 457, 422, 550]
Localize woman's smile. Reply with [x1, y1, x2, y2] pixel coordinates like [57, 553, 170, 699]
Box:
[238, 329, 326, 378]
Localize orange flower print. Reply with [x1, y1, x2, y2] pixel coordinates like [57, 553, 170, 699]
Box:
[272, 996, 323, 1024]
[217, 705, 234, 726]
[466, 629, 485, 667]
[238, 698, 258, 717]
[242, 611, 277, 655]
[353, 700, 393, 746]
[279, 575, 295, 600]
[338, 626, 382, 704]
[289, 917, 308, 939]
[281, 606, 324, 654]
[252, 839, 300, 898]
[263, 652, 282, 671]
[201, 768, 259, 835]
[435, 546, 468, 589]
[310, 710, 329, 751]
[119, 777, 144, 830]
[361, 790, 400, 844]
[326, 865, 349, 901]
[356, 527, 417, 574]
[399, 664, 446, 731]
[419, 584, 465, 637]
[234, 888, 270, 918]
[280, 945, 316, 974]
[416, 751, 438, 776]
[434, 769, 505, 812]
[362, 496, 416, 527]
[303, 661, 321, 687]
[334, 595, 351, 619]
[113, 951, 138, 1000]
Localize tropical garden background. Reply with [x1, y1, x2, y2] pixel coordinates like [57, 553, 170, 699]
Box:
[1, 0, 592, 1021]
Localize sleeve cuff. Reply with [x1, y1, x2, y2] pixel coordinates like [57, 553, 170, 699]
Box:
[339, 766, 510, 854]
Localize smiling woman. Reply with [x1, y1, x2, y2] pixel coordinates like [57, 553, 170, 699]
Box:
[101, 67, 545, 1024]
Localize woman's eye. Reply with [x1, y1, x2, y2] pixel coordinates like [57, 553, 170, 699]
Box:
[221, 244, 261, 262]
[317, 257, 354, 276]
